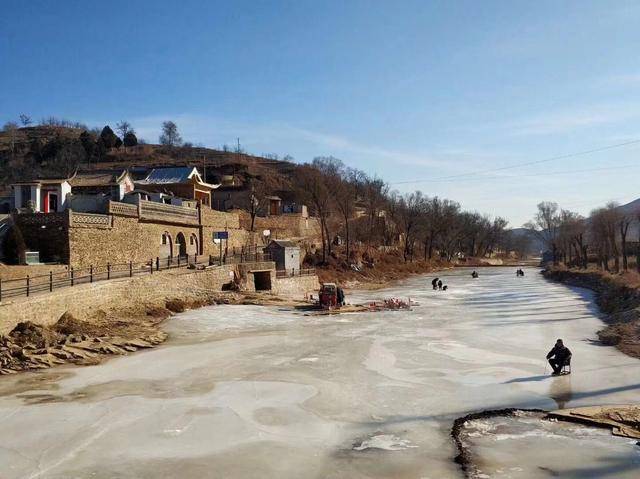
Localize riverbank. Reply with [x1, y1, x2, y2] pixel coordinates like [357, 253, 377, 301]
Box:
[542, 268, 640, 360]
[0, 262, 318, 375]
[0, 259, 519, 376]
[315, 252, 451, 289]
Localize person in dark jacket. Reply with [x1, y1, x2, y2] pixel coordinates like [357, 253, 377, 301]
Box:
[437, 280, 443, 290]
[432, 277, 439, 290]
[546, 339, 572, 375]
[471, 271, 479, 278]
[337, 287, 345, 307]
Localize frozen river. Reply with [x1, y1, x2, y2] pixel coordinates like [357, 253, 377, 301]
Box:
[0, 267, 639, 478]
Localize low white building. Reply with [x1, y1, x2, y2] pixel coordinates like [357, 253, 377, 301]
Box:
[11, 178, 71, 213]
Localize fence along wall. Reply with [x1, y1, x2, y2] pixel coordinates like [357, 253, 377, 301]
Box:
[0, 265, 236, 335]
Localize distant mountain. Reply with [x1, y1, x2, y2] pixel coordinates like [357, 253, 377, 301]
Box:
[618, 198, 640, 216]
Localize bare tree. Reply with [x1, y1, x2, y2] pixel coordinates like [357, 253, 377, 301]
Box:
[393, 191, 426, 262]
[115, 121, 134, 138]
[3, 121, 19, 160]
[333, 169, 358, 261]
[526, 201, 561, 265]
[589, 205, 621, 272]
[295, 165, 332, 263]
[19, 114, 32, 127]
[240, 179, 269, 232]
[159, 121, 182, 146]
[619, 212, 633, 271]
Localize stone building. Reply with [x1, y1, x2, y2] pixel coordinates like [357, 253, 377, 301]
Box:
[11, 200, 249, 268]
[265, 240, 300, 273]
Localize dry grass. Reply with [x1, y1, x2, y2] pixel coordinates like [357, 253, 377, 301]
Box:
[312, 247, 451, 288]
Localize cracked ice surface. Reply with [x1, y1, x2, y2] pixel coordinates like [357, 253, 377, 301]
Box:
[0, 267, 639, 478]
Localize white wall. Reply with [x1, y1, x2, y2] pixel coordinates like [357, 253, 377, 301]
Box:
[59, 182, 71, 212]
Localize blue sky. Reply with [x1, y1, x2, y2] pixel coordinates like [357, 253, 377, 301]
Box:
[2, 0, 640, 226]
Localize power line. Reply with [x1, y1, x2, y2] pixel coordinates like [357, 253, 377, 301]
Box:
[390, 138, 640, 185]
[401, 162, 640, 184]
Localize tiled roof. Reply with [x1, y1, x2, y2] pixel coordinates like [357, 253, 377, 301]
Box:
[137, 167, 197, 185]
[69, 170, 127, 187]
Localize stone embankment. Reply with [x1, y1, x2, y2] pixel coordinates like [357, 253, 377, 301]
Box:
[543, 269, 640, 359]
[0, 264, 319, 375]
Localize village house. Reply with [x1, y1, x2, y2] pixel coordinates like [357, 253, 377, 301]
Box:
[69, 170, 134, 200]
[135, 167, 218, 207]
[11, 177, 71, 213]
[2, 163, 323, 271]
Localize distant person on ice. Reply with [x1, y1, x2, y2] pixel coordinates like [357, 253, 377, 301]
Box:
[432, 278, 439, 290]
[471, 271, 479, 278]
[546, 339, 572, 376]
[438, 280, 443, 290]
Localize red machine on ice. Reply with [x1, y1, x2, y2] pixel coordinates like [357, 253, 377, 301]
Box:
[319, 283, 338, 309]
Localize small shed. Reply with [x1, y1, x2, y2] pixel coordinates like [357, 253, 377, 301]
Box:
[266, 240, 300, 273]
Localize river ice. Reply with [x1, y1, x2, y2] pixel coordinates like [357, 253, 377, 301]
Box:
[0, 267, 639, 478]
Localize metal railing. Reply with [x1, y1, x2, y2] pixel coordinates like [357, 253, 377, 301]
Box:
[0, 251, 272, 301]
[275, 268, 316, 278]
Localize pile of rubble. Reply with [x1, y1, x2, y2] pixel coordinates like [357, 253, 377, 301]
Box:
[0, 315, 167, 375]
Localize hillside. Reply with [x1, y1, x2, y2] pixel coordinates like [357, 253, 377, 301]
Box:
[0, 125, 297, 189]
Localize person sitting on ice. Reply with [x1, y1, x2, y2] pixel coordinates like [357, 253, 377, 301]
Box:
[546, 339, 572, 376]
[471, 271, 479, 278]
[431, 277, 439, 290]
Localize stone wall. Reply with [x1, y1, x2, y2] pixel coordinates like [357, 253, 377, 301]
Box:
[272, 275, 320, 298]
[200, 207, 252, 257]
[236, 261, 276, 292]
[68, 215, 202, 268]
[13, 205, 299, 270]
[0, 265, 235, 334]
[251, 214, 322, 243]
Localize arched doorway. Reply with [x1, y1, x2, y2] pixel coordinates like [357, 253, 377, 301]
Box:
[160, 232, 173, 259]
[187, 233, 199, 256]
[176, 232, 187, 258]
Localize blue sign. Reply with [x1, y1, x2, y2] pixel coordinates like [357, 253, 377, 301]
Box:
[213, 231, 229, 240]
